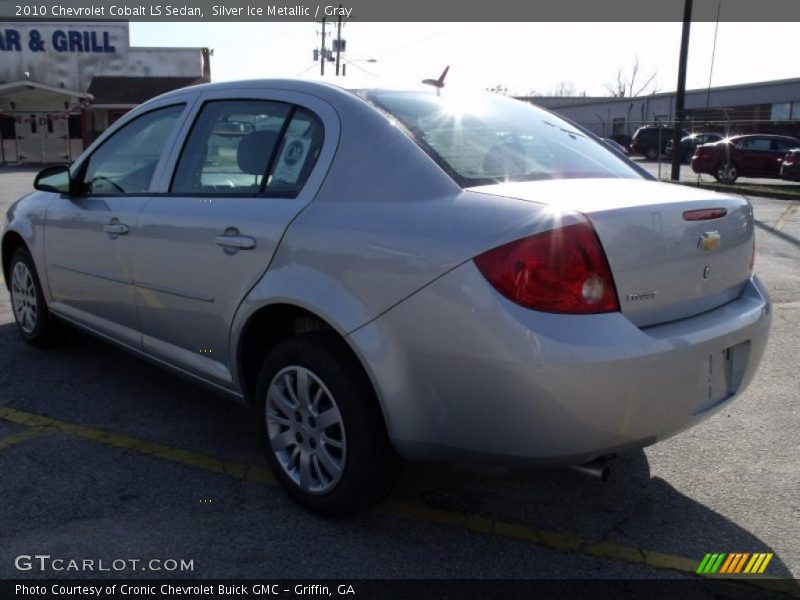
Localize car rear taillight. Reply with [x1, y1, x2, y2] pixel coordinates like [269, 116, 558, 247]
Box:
[785, 153, 798, 165]
[474, 220, 619, 314]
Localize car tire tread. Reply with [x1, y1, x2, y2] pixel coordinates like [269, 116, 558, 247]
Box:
[255, 332, 401, 517]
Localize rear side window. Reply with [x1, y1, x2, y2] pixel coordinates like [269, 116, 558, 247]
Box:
[367, 91, 640, 186]
[740, 138, 772, 151]
[171, 100, 323, 196]
[81, 104, 184, 195]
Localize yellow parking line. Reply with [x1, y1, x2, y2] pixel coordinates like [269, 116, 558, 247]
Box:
[775, 201, 798, 231]
[0, 406, 275, 485]
[0, 425, 48, 451]
[0, 405, 798, 596]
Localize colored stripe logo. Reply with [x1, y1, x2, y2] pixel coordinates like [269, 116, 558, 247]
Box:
[696, 552, 773, 574]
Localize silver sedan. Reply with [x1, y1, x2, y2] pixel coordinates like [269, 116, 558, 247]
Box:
[2, 80, 771, 516]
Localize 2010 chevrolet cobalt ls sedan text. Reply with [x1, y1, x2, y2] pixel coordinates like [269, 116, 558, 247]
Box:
[2, 80, 771, 516]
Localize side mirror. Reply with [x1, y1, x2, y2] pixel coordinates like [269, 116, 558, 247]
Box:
[34, 165, 73, 194]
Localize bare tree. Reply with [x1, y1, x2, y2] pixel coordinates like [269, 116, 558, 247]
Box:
[486, 84, 508, 95]
[605, 55, 659, 98]
[550, 81, 577, 97]
[523, 82, 587, 98]
[492, 83, 588, 98]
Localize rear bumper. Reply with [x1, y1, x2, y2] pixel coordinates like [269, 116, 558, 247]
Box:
[780, 165, 800, 180]
[349, 262, 771, 465]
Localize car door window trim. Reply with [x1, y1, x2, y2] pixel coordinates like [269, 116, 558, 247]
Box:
[261, 105, 297, 194]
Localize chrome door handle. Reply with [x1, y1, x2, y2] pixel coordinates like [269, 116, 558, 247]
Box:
[103, 223, 129, 235]
[215, 234, 256, 250]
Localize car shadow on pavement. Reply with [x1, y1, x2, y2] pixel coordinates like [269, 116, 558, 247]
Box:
[0, 322, 792, 579]
[395, 456, 794, 578]
[756, 219, 800, 249]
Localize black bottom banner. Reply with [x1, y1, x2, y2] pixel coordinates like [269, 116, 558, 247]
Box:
[2, 579, 797, 600]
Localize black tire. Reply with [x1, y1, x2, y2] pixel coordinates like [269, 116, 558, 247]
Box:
[256, 333, 401, 517]
[714, 163, 739, 184]
[8, 247, 59, 347]
[644, 146, 659, 160]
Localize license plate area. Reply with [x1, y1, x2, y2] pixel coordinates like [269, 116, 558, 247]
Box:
[693, 341, 751, 415]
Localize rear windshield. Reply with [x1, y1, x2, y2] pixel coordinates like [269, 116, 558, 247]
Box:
[365, 91, 641, 186]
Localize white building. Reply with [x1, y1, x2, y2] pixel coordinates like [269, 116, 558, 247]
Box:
[0, 22, 210, 163]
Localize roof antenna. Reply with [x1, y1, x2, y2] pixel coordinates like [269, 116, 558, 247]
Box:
[422, 66, 449, 96]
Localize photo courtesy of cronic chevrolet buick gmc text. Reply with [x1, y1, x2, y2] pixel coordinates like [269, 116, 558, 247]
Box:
[2, 80, 771, 516]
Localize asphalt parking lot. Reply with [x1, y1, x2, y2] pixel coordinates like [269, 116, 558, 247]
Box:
[0, 167, 798, 589]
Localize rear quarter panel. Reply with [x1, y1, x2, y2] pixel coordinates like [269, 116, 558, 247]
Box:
[229, 91, 590, 388]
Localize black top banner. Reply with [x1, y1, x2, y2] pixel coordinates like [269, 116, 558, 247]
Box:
[0, 0, 799, 22]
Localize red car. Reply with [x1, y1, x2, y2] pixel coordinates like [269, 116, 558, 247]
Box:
[691, 134, 800, 183]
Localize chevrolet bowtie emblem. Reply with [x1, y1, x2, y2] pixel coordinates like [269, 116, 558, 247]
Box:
[698, 231, 721, 251]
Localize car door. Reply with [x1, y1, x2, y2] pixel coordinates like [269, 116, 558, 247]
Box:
[132, 89, 338, 389]
[44, 103, 187, 346]
[736, 137, 773, 176]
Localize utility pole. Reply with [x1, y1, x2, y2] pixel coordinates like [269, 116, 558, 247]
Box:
[335, 6, 343, 76]
[320, 18, 326, 77]
[670, 0, 693, 181]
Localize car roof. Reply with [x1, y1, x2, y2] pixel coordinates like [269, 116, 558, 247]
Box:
[728, 133, 799, 141]
[154, 78, 438, 103]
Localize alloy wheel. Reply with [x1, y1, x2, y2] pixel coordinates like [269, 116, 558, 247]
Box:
[11, 261, 37, 335]
[717, 164, 737, 184]
[265, 366, 347, 494]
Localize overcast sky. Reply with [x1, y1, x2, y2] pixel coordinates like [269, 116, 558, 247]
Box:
[130, 22, 797, 96]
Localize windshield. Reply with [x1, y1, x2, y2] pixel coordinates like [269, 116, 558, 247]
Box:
[366, 91, 642, 186]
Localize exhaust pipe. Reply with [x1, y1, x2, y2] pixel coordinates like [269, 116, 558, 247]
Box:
[569, 458, 611, 481]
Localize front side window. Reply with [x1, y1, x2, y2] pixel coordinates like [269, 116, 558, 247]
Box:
[365, 91, 641, 186]
[81, 104, 184, 195]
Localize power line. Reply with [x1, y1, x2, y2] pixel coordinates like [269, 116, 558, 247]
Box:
[344, 60, 378, 78]
[294, 63, 318, 77]
[698, 0, 722, 184]
[704, 0, 723, 116]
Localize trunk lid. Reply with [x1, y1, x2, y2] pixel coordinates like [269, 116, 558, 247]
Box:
[470, 178, 754, 327]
